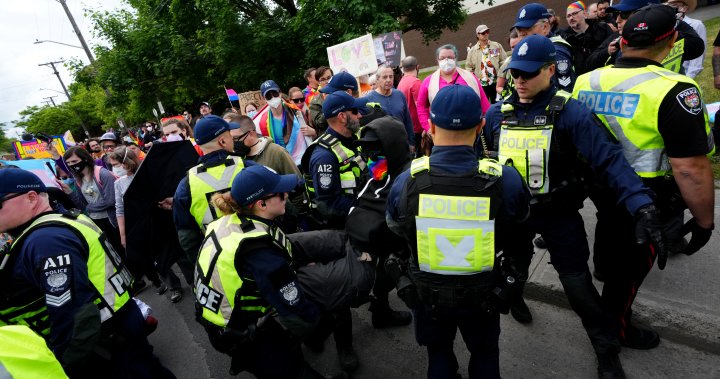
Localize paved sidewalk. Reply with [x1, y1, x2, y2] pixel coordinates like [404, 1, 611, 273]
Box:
[525, 190, 720, 354]
[690, 4, 720, 21]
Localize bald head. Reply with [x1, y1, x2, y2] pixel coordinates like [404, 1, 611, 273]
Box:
[401, 56, 418, 72]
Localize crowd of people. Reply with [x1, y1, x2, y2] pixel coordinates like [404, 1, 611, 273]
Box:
[0, 0, 716, 378]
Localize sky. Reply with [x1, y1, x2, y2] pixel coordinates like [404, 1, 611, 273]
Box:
[0, 0, 127, 139]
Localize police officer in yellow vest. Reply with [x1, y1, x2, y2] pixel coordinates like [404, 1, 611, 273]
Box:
[482, 35, 667, 378]
[173, 115, 256, 261]
[387, 84, 532, 378]
[0, 168, 175, 379]
[573, 3, 715, 352]
[195, 165, 322, 378]
[0, 324, 68, 378]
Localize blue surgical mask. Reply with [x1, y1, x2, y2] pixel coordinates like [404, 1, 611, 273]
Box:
[248, 110, 258, 118]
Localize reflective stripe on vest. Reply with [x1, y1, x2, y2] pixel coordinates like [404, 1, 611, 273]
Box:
[10, 214, 131, 322]
[0, 296, 50, 338]
[0, 325, 68, 379]
[410, 157, 500, 275]
[496, 91, 571, 195]
[661, 38, 684, 73]
[308, 134, 365, 195]
[195, 214, 290, 327]
[573, 65, 713, 177]
[427, 67, 482, 105]
[188, 156, 245, 231]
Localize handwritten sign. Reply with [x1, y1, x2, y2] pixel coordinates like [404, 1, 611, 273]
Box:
[13, 137, 67, 160]
[373, 31, 403, 66]
[239, 91, 267, 115]
[327, 34, 378, 77]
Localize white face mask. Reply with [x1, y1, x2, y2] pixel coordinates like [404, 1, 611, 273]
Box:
[165, 134, 184, 142]
[267, 97, 282, 109]
[112, 166, 127, 177]
[439, 58, 456, 73]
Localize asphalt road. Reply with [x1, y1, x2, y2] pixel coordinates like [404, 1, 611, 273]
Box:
[140, 282, 720, 379]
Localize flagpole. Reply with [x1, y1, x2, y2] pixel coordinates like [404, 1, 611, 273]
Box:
[224, 85, 237, 112]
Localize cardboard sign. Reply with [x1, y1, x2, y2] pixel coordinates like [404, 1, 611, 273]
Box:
[327, 34, 378, 77]
[13, 137, 67, 160]
[373, 31, 403, 66]
[239, 91, 267, 115]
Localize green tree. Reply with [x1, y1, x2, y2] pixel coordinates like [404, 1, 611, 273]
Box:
[0, 124, 16, 154]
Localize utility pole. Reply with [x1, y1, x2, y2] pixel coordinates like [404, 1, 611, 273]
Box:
[38, 61, 70, 101]
[43, 96, 58, 107]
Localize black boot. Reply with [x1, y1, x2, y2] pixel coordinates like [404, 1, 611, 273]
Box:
[596, 352, 626, 379]
[533, 236, 547, 249]
[333, 309, 358, 372]
[509, 281, 532, 324]
[620, 325, 660, 349]
[369, 300, 412, 328]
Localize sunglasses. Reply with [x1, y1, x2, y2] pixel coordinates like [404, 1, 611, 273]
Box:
[102, 144, 116, 151]
[291, 98, 304, 104]
[509, 64, 550, 80]
[0, 193, 26, 210]
[478, 30, 490, 35]
[264, 91, 280, 100]
[233, 131, 251, 142]
[260, 192, 287, 202]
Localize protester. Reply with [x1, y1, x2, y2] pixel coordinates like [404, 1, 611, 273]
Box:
[309, 66, 335, 133]
[162, 118, 203, 156]
[303, 67, 319, 107]
[363, 65, 414, 148]
[561, 0, 614, 75]
[289, 86, 312, 126]
[397, 56, 423, 155]
[466, 24, 508, 102]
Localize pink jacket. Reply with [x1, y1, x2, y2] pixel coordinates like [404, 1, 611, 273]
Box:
[416, 69, 491, 131]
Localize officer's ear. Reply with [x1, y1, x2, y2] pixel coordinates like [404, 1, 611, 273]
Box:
[668, 31, 678, 49]
[429, 119, 436, 137]
[476, 118, 486, 134]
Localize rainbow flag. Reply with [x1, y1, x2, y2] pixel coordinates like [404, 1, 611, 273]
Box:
[226, 88, 239, 101]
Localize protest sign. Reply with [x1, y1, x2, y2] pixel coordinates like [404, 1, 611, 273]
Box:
[327, 34, 378, 77]
[0, 158, 60, 189]
[373, 31, 403, 66]
[13, 136, 67, 160]
[239, 91, 266, 115]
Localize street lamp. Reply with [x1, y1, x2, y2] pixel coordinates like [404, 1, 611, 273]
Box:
[34, 39, 83, 49]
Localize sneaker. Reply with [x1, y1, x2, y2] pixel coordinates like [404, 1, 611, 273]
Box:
[170, 289, 183, 303]
[371, 309, 412, 329]
[596, 352, 626, 379]
[533, 236, 547, 249]
[620, 326, 660, 349]
[154, 282, 168, 295]
[510, 298, 533, 324]
[336, 345, 359, 372]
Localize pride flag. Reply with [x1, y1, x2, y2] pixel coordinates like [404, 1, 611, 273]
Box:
[226, 88, 239, 101]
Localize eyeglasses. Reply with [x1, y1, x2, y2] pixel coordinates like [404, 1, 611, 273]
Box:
[102, 144, 116, 151]
[509, 64, 550, 80]
[233, 131, 251, 142]
[291, 98, 304, 104]
[567, 10, 582, 18]
[264, 91, 280, 100]
[0, 193, 26, 210]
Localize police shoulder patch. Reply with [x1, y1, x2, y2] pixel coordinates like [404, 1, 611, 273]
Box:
[279, 282, 299, 306]
[676, 87, 702, 115]
[319, 173, 332, 189]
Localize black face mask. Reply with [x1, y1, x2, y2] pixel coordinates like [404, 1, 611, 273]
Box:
[68, 161, 87, 174]
[234, 141, 251, 156]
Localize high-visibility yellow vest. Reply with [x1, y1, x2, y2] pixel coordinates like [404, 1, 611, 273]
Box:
[188, 156, 245, 231]
[0, 325, 68, 378]
[195, 214, 291, 328]
[410, 157, 502, 275]
[573, 65, 714, 178]
[304, 133, 366, 196]
[10, 213, 132, 323]
[661, 38, 684, 73]
[497, 91, 572, 195]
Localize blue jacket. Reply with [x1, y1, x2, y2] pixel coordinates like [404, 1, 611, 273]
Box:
[364, 89, 415, 146]
[481, 86, 654, 215]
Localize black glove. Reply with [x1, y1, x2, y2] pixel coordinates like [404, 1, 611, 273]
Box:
[680, 218, 714, 256]
[634, 204, 669, 270]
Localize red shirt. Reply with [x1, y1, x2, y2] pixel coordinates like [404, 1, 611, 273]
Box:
[397, 74, 422, 134]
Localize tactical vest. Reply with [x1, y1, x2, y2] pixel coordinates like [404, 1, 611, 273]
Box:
[427, 67, 482, 104]
[661, 38, 684, 73]
[407, 157, 503, 275]
[301, 133, 367, 197]
[497, 91, 572, 195]
[188, 156, 245, 231]
[9, 213, 132, 323]
[573, 65, 714, 178]
[195, 214, 291, 329]
[0, 325, 68, 378]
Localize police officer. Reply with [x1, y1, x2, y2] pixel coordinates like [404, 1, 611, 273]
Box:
[195, 165, 322, 378]
[0, 168, 174, 379]
[387, 85, 532, 379]
[173, 115, 255, 261]
[0, 325, 68, 378]
[573, 4, 715, 350]
[513, 3, 576, 91]
[482, 35, 666, 378]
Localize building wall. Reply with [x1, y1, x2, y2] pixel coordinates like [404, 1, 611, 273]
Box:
[403, 0, 573, 67]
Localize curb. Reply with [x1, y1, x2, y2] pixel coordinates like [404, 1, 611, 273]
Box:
[524, 280, 720, 355]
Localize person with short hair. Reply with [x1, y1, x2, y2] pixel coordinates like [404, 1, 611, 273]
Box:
[199, 101, 213, 118]
[363, 65, 414, 148]
[466, 24, 509, 103]
[302, 67, 318, 107]
[561, 0, 614, 75]
[397, 56, 424, 154]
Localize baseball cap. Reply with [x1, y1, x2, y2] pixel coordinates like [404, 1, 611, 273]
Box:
[0, 168, 47, 199]
[319, 72, 359, 94]
[194, 115, 230, 145]
[199, 101, 211, 109]
[513, 3, 552, 29]
[99, 132, 118, 142]
[476, 24, 490, 34]
[608, 0, 661, 12]
[506, 35, 557, 73]
[322, 91, 369, 119]
[430, 85, 483, 131]
[230, 165, 302, 206]
[621, 4, 678, 47]
[260, 80, 281, 97]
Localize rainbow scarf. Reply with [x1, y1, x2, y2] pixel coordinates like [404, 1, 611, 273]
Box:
[256, 103, 309, 165]
[368, 156, 388, 181]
